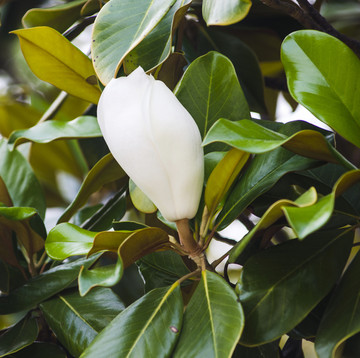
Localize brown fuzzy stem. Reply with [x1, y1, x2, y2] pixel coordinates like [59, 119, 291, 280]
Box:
[176, 219, 202, 259]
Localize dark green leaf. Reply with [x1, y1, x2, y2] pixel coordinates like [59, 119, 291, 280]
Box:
[58, 154, 126, 223]
[78, 254, 123, 296]
[0, 255, 100, 314]
[315, 251, 360, 358]
[112, 221, 148, 231]
[0, 317, 38, 357]
[200, 29, 266, 113]
[40, 287, 124, 357]
[82, 189, 127, 231]
[215, 121, 321, 230]
[0, 140, 45, 219]
[175, 51, 250, 141]
[0, 206, 45, 257]
[138, 251, 190, 291]
[81, 284, 183, 358]
[8, 342, 66, 358]
[173, 270, 244, 357]
[233, 341, 280, 358]
[238, 229, 353, 346]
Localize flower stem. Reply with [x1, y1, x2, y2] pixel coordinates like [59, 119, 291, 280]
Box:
[176, 218, 202, 259]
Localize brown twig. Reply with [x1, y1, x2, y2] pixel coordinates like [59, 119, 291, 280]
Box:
[176, 219, 202, 259]
[259, 0, 321, 29]
[260, 0, 360, 58]
[297, 0, 360, 58]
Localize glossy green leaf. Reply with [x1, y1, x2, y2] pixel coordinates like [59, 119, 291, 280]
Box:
[78, 254, 123, 296]
[0, 216, 21, 269]
[0, 311, 28, 332]
[0, 255, 99, 314]
[91, 0, 176, 84]
[298, 163, 360, 215]
[129, 179, 157, 214]
[281, 30, 360, 148]
[315, 251, 360, 358]
[138, 250, 190, 291]
[90, 227, 171, 267]
[123, 0, 191, 75]
[216, 147, 319, 230]
[283, 169, 360, 239]
[204, 118, 343, 165]
[82, 190, 127, 231]
[7, 343, 66, 358]
[199, 28, 266, 113]
[46, 223, 95, 260]
[22, 0, 86, 33]
[81, 283, 183, 358]
[205, 148, 250, 216]
[229, 186, 317, 262]
[238, 229, 353, 346]
[175, 51, 250, 141]
[0, 206, 45, 257]
[9, 116, 101, 148]
[13, 27, 101, 104]
[203, 0, 252, 26]
[58, 153, 126, 223]
[0, 140, 45, 219]
[173, 270, 244, 357]
[0, 317, 38, 357]
[40, 288, 124, 357]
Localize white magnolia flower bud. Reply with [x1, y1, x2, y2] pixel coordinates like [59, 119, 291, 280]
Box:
[97, 67, 204, 222]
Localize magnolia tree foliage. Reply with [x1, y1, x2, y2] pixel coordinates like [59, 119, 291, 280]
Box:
[1, 0, 360, 357]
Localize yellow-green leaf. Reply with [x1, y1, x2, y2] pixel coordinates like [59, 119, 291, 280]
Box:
[12, 26, 101, 104]
[129, 179, 157, 214]
[203, 0, 252, 26]
[205, 148, 250, 216]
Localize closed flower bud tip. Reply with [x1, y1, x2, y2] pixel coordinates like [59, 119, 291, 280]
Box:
[97, 67, 204, 222]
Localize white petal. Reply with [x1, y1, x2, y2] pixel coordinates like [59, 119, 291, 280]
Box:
[97, 67, 204, 221]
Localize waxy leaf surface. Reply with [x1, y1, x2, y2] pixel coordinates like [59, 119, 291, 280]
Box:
[282, 30, 360, 148]
[40, 288, 124, 357]
[59, 154, 126, 223]
[13, 26, 101, 104]
[0, 140, 45, 218]
[315, 251, 360, 358]
[173, 270, 244, 357]
[203, 0, 252, 26]
[92, 0, 176, 84]
[81, 284, 183, 358]
[0, 317, 38, 357]
[175, 51, 250, 141]
[9, 116, 101, 148]
[0, 255, 99, 314]
[238, 229, 353, 346]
